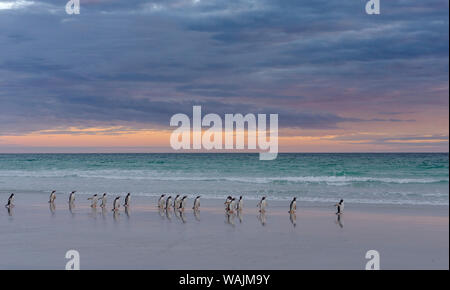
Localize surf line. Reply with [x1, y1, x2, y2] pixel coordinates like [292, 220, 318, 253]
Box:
[169, 106, 278, 160]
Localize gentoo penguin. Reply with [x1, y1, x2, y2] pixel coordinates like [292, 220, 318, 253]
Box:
[289, 197, 297, 213]
[173, 194, 180, 209]
[335, 199, 344, 215]
[165, 196, 173, 209]
[224, 196, 232, 209]
[227, 198, 236, 213]
[257, 196, 267, 212]
[5, 193, 14, 208]
[236, 196, 243, 211]
[99, 193, 107, 208]
[178, 195, 187, 211]
[88, 194, 98, 208]
[192, 196, 201, 211]
[124, 193, 131, 207]
[68, 191, 76, 204]
[48, 190, 56, 203]
[158, 194, 166, 208]
[112, 196, 121, 211]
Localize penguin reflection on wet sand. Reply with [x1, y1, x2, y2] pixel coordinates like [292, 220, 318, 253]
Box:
[174, 207, 181, 219]
[158, 205, 166, 218]
[289, 212, 296, 228]
[49, 202, 56, 216]
[165, 206, 173, 221]
[335, 214, 344, 228]
[48, 190, 56, 204]
[179, 210, 187, 223]
[5, 193, 14, 209]
[69, 202, 75, 217]
[193, 208, 201, 221]
[113, 210, 120, 222]
[237, 209, 243, 223]
[101, 205, 108, 219]
[225, 211, 236, 226]
[257, 211, 266, 226]
[89, 206, 98, 219]
[124, 206, 130, 218]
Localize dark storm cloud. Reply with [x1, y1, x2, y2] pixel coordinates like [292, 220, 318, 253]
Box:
[0, 0, 448, 135]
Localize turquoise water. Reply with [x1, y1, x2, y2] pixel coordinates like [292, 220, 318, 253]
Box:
[0, 153, 448, 205]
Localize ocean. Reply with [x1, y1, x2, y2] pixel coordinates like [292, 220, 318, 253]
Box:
[0, 153, 448, 206]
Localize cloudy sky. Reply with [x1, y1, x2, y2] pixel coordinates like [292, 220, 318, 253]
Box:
[0, 0, 448, 152]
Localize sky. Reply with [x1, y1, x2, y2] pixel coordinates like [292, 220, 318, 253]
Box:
[0, 0, 448, 153]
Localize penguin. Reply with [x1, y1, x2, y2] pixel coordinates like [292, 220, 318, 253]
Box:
[335, 199, 344, 215]
[5, 193, 14, 208]
[124, 193, 131, 207]
[165, 196, 173, 209]
[224, 196, 232, 209]
[179, 196, 187, 211]
[158, 194, 166, 208]
[99, 193, 107, 208]
[227, 198, 236, 213]
[257, 196, 267, 212]
[289, 197, 297, 213]
[112, 196, 121, 211]
[236, 196, 243, 211]
[173, 194, 180, 209]
[88, 194, 98, 208]
[68, 191, 76, 204]
[48, 190, 56, 203]
[192, 196, 201, 211]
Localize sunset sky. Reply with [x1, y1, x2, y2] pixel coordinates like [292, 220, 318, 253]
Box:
[0, 0, 448, 153]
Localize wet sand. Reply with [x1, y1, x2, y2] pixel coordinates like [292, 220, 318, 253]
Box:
[0, 193, 448, 269]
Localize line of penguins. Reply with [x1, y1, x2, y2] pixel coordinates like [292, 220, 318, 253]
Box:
[4, 191, 345, 215]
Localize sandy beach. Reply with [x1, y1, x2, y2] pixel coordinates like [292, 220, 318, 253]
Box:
[0, 192, 447, 270]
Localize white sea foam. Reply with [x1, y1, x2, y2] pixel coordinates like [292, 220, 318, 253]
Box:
[0, 170, 447, 184]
